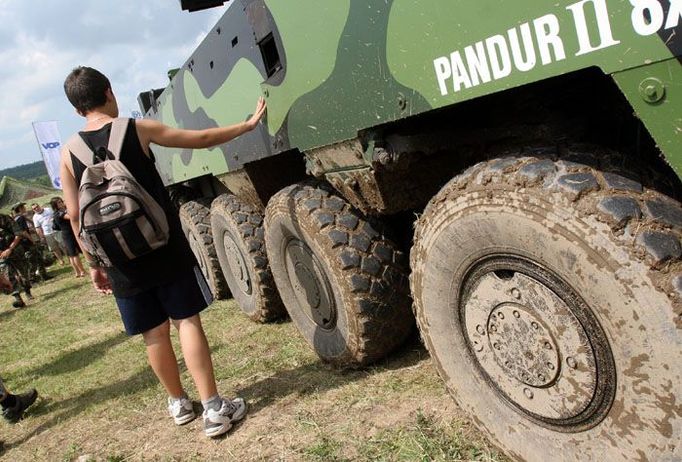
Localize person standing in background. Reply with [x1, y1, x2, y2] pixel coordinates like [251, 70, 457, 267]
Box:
[31, 203, 67, 266]
[11, 203, 51, 282]
[0, 214, 33, 308]
[50, 197, 86, 278]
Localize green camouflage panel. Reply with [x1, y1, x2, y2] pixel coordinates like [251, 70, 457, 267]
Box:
[147, 0, 682, 184]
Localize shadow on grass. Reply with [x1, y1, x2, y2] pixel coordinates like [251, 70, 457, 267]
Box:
[237, 330, 428, 416]
[4, 366, 158, 452]
[25, 331, 130, 377]
[5, 341, 232, 451]
[33, 284, 83, 303]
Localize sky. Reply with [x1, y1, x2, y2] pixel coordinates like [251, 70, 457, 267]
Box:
[0, 0, 229, 170]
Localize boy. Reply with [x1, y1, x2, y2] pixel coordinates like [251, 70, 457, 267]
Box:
[60, 66, 266, 438]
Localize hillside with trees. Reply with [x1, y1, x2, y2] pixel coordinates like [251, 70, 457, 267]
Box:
[0, 160, 48, 181]
[0, 161, 57, 211]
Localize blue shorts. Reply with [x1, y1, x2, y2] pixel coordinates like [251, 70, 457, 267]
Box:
[115, 267, 213, 335]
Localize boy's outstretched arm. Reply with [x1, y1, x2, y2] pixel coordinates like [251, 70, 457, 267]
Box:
[136, 97, 266, 150]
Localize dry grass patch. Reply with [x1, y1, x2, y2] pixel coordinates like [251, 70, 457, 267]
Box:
[0, 265, 508, 461]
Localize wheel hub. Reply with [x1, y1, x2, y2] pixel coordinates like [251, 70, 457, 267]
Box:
[487, 304, 560, 388]
[284, 239, 337, 329]
[461, 257, 615, 431]
[223, 232, 251, 295]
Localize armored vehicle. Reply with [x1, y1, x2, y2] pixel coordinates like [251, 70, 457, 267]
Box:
[139, 0, 681, 459]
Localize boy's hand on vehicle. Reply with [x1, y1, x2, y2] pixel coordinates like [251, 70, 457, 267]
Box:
[90, 267, 112, 294]
[245, 97, 267, 130]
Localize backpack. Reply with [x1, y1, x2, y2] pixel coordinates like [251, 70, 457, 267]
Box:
[65, 118, 169, 267]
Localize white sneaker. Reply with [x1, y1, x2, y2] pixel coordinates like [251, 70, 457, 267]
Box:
[168, 396, 196, 425]
[203, 397, 248, 438]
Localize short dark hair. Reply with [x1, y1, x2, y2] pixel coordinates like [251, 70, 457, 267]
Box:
[64, 66, 111, 114]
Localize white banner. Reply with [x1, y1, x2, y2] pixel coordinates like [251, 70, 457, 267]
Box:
[32, 120, 62, 189]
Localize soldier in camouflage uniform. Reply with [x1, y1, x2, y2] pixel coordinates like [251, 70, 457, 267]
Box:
[11, 203, 51, 282]
[0, 214, 33, 308]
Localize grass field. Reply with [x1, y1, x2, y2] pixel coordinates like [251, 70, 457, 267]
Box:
[0, 264, 508, 461]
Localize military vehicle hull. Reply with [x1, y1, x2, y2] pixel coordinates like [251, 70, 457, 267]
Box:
[143, 1, 682, 460]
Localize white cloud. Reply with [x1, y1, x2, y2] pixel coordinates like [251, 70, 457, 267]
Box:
[0, 0, 227, 169]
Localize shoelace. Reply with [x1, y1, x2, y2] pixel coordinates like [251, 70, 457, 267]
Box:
[221, 401, 237, 415]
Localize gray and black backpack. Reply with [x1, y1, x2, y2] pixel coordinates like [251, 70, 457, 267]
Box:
[66, 118, 169, 266]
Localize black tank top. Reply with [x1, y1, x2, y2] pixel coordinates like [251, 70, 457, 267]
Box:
[71, 119, 197, 297]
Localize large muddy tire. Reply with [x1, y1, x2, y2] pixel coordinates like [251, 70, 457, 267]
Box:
[179, 199, 229, 299]
[411, 149, 681, 461]
[264, 182, 413, 367]
[210, 194, 285, 322]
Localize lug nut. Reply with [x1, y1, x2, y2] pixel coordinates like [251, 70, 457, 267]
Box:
[511, 288, 521, 300]
[567, 357, 577, 369]
[513, 310, 520, 318]
[524, 388, 534, 399]
[498, 312, 505, 320]
[547, 362, 555, 370]
[531, 321, 539, 330]
[476, 324, 485, 335]
[544, 342, 552, 350]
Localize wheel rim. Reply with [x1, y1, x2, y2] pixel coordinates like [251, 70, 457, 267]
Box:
[223, 231, 251, 295]
[284, 238, 337, 330]
[460, 256, 616, 432]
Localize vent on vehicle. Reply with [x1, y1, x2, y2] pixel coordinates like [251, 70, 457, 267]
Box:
[258, 33, 281, 77]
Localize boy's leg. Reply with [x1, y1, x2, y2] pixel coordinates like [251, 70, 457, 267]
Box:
[117, 292, 197, 425]
[142, 320, 185, 399]
[173, 314, 247, 437]
[172, 314, 217, 401]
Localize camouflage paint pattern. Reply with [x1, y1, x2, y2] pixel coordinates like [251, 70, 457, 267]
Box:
[146, 0, 681, 180]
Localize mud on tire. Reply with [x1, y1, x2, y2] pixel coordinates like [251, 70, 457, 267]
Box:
[264, 182, 413, 367]
[410, 147, 682, 461]
[179, 199, 229, 299]
[210, 193, 285, 322]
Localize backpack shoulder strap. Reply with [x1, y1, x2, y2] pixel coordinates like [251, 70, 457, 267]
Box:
[108, 118, 129, 160]
[65, 133, 95, 168]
